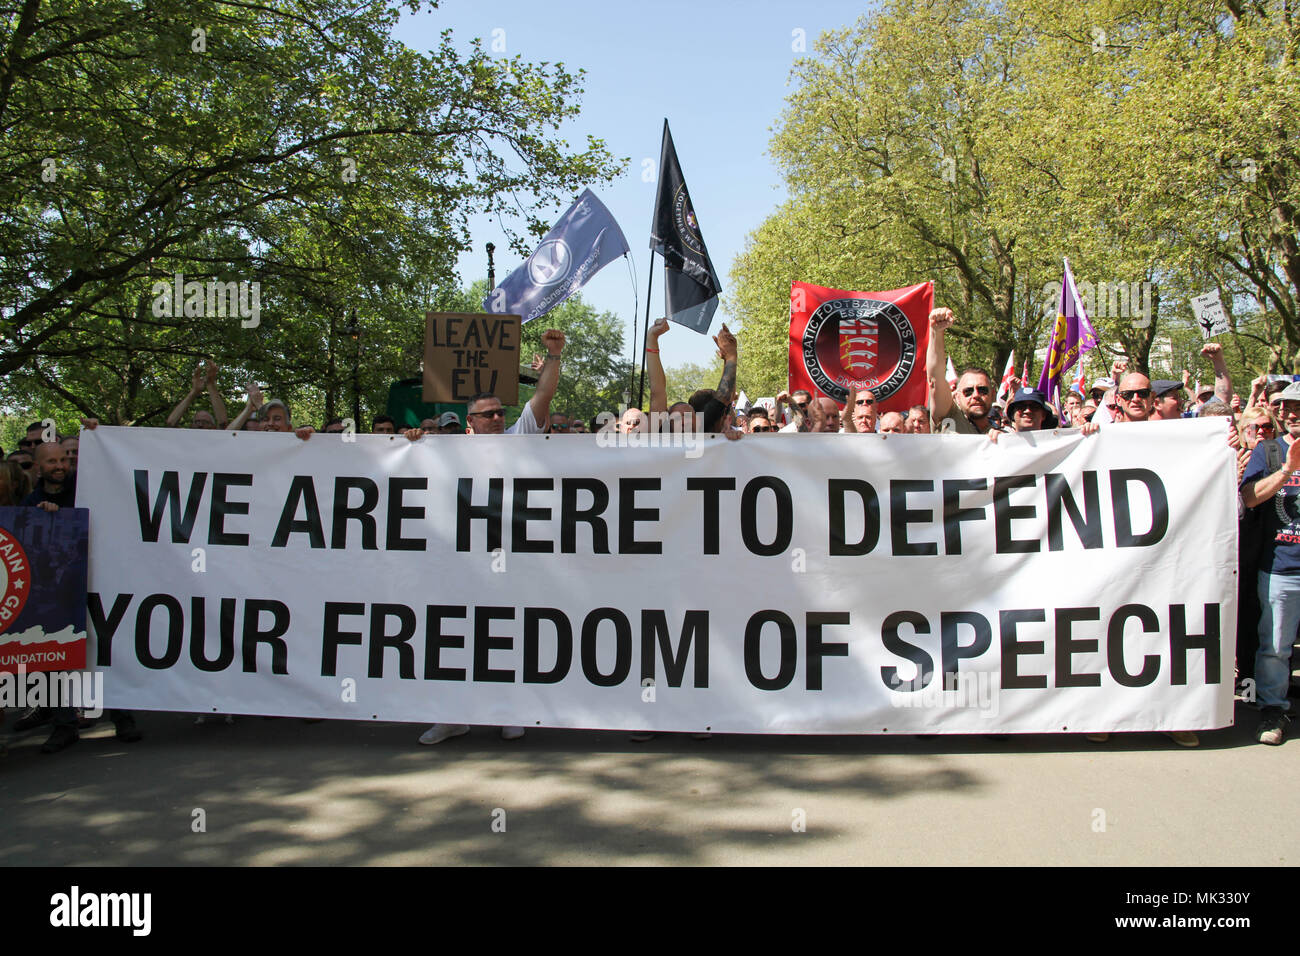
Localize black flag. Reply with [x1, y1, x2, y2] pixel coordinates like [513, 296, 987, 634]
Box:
[649, 120, 721, 333]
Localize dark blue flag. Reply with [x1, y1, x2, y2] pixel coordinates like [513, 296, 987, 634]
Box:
[484, 189, 630, 323]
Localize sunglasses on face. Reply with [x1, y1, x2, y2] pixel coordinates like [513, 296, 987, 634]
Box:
[751, 425, 774, 432]
[1119, 389, 1151, 400]
[855, 397, 875, 406]
[18, 438, 38, 448]
[1106, 404, 1119, 412]
[469, 408, 505, 419]
[19, 461, 32, 469]
[962, 385, 991, 397]
[551, 423, 569, 431]
[1247, 423, 1275, 434]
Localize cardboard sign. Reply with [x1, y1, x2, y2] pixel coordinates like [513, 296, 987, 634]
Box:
[423, 312, 520, 405]
[1191, 290, 1229, 339]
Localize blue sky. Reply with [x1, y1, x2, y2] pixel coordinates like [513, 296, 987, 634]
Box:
[394, 0, 874, 375]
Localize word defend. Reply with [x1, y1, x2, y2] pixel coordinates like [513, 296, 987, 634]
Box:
[423, 311, 520, 405]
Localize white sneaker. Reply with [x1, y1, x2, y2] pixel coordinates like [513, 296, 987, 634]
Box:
[419, 723, 470, 745]
[500, 726, 526, 740]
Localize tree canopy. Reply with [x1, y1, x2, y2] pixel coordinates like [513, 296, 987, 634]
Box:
[0, 0, 623, 432]
[731, 0, 1300, 396]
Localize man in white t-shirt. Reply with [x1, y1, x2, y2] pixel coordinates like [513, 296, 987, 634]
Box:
[458, 329, 566, 435]
[418, 329, 565, 747]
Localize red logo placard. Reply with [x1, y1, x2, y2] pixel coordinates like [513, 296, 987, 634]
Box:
[789, 281, 932, 413]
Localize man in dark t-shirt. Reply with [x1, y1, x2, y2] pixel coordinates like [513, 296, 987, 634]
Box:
[926, 307, 996, 436]
[21, 440, 76, 510]
[20, 434, 143, 752]
[1240, 381, 1300, 744]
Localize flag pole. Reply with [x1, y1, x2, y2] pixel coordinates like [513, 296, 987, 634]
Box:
[636, 251, 656, 409]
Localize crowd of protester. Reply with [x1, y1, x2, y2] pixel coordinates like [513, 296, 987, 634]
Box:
[3, 307, 1297, 753]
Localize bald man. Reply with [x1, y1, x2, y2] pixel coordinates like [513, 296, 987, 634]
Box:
[1115, 372, 1155, 423]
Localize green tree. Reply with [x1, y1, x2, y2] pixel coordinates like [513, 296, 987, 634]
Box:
[0, 0, 622, 421]
[734, 0, 1056, 392]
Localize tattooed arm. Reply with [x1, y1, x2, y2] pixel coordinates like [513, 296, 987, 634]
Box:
[713, 323, 738, 405]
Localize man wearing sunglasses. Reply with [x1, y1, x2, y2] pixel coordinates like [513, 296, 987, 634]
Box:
[414, 329, 565, 746]
[1241, 382, 1300, 745]
[461, 329, 565, 436]
[1005, 387, 1058, 432]
[926, 308, 995, 435]
[1115, 373, 1156, 422]
[844, 388, 879, 433]
[746, 407, 774, 433]
[17, 421, 43, 454]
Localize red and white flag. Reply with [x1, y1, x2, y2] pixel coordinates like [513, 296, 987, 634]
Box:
[998, 351, 1017, 403]
[789, 281, 932, 414]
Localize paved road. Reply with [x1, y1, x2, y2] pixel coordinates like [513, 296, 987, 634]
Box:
[1, 701, 1292, 866]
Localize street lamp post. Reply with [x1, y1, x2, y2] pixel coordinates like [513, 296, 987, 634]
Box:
[344, 312, 360, 428]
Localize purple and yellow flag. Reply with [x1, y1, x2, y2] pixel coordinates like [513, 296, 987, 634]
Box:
[1036, 258, 1098, 406]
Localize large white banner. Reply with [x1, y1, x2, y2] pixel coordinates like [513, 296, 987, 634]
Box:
[77, 419, 1237, 734]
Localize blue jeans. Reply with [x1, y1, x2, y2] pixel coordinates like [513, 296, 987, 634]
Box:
[1256, 570, 1300, 710]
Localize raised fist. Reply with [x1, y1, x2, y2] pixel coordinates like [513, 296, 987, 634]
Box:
[929, 308, 956, 332]
[649, 317, 670, 341]
[541, 329, 565, 356]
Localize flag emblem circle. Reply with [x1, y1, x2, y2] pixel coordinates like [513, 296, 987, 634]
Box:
[0, 527, 32, 635]
[672, 185, 703, 257]
[801, 297, 917, 402]
[527, 239, 573, 287]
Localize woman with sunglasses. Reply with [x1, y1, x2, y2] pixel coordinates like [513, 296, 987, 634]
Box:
[1239, 406, 1280, 451]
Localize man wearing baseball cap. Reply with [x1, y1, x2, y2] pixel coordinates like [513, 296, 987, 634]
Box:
[1090, 377, 1115, 404]
[1240, 379, 1300, 744]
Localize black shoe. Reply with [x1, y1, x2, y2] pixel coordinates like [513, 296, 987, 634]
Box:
[40, 726, 79, 754]
[113, 715, 142, 743]
[14, 707, 52, 732]
[1257, 708, 1290, 746]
